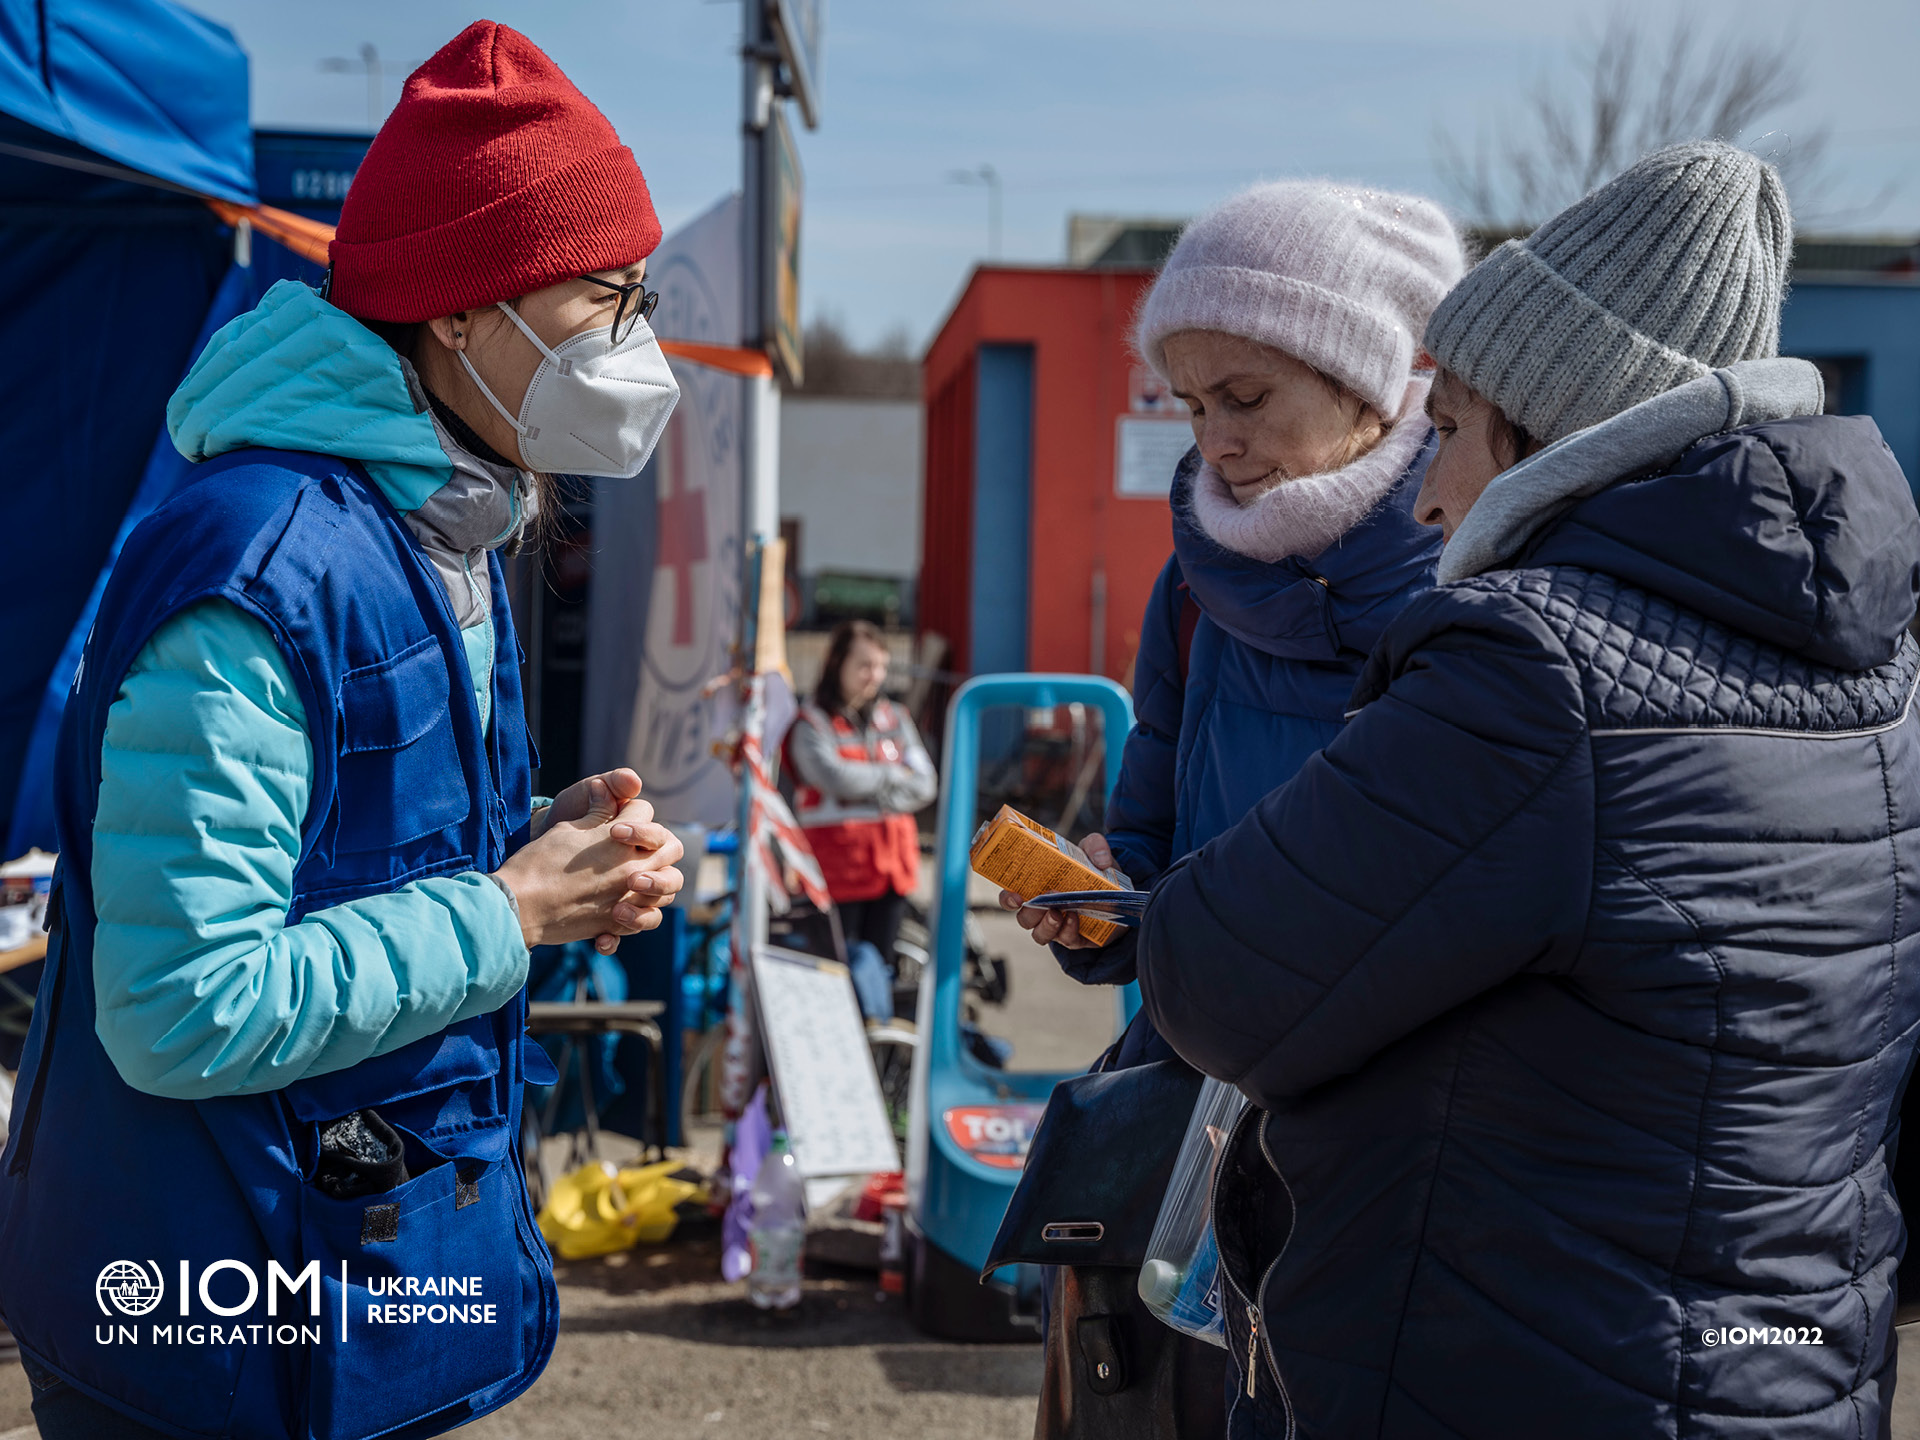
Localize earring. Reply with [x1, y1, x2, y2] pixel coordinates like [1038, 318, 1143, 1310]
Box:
[454, 330, 463, 338]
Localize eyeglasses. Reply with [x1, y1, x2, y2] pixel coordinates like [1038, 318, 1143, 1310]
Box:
[580, 273, 660, 344]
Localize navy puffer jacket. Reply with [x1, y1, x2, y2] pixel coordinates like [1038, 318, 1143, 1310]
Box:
[1139, 413, 1920, 1437]
[1069, 444, 1440, 1067]
[1109, 446, 1441, 887]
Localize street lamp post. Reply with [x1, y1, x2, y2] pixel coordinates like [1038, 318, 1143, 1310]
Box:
[319, 43, 420, 130]
[949, 163, 1002, 260]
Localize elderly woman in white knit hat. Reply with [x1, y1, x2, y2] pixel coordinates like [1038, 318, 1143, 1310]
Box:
[1003, 181, 1464, 991]
[1134, 139, 1920, 1439]
[997, 182, 1464, 1438]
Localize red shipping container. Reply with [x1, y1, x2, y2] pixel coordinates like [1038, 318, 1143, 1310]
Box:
[920, 265, 1194, 687]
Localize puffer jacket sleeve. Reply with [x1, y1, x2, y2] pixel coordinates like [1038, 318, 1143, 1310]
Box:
[91, 598, 530, 1102]
[1138, 582, 1595, 1106]
[1105, 554, 1188, 888]
[1044, 556, 1187, 988]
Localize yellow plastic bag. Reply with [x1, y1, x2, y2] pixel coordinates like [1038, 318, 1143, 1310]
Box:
[537, 1158, 707, 1260]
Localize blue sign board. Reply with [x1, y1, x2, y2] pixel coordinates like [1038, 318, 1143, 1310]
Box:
[770, 0, 823, 129]
[252, 129, 370, 219]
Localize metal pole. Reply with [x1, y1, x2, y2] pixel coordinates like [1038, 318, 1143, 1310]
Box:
[362, 43, 381, 131]
[736, 0, 780, 957]
[983, 164, 1002, 261]
[948, 164, 1003, 261]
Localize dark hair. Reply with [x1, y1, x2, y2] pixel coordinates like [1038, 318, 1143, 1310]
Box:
[344, 306, 568, 545]
[815, 620, 889, 714]
[353, 314, 422, 359]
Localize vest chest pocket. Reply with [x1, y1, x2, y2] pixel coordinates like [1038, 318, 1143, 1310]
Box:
[334, 638, 473, 853]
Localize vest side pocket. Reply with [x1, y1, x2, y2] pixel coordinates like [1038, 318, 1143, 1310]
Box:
[302, 1149, 528, 1440]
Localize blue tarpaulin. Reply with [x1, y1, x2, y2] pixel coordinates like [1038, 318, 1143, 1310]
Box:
[0, 0, 257, 853]
[0, 0, 253, 201]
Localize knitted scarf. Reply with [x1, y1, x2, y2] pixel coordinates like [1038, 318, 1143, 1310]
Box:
[1185, 377, 1432, 563]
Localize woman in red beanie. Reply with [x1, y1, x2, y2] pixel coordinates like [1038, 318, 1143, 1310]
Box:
[2, 23, 683, 1440]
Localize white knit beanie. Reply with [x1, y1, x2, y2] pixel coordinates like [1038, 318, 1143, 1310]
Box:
[1424, 141, 1793, 445]
[1136, 181, 1465, 420]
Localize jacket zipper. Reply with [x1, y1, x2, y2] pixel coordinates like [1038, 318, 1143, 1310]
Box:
[1245, 1306, 1260, 1397]
[1254, 1111, 1297, 1435]
[1210, 1104, 1296, 1438]
[1205, 1105, 1297, 1436]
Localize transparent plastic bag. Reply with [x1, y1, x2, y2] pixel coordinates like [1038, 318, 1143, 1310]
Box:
[1136, 1074, 1249, 1347]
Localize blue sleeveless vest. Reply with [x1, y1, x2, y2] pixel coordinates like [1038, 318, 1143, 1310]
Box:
[0, 450, 557, 1439]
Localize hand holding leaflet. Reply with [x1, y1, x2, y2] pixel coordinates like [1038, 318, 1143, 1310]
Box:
[969, 806, 1136, 944]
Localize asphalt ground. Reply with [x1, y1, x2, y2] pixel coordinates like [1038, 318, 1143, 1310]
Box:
[461, 1232, 1043, 1440]
[5, 903, 1918, 1436]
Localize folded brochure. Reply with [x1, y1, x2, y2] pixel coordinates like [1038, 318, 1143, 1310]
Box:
[1022, 889, 1152, 927]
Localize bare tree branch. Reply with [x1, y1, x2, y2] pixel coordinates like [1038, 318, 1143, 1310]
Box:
[1433, 8, 1847, 232]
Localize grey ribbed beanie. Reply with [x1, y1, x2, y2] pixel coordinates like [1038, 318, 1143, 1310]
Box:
[1423, 141, 1793, 444]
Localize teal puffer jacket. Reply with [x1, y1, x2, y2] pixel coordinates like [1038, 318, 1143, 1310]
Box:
[92, 281, 529, 1099]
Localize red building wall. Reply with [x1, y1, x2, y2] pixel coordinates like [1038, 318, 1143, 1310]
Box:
[920, 265, 1177, 683]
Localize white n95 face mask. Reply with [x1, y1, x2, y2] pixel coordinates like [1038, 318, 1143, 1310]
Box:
[458, 300, 680, 477]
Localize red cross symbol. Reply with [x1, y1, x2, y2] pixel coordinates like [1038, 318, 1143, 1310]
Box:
[656, 414, 708, 648]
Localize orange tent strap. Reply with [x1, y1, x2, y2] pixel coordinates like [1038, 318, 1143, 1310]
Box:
[658, 339, 774, 378]
[204, 199, 333, 267]
[202, 197, 774, 378]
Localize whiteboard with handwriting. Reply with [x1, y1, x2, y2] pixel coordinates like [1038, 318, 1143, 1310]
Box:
[751, 945, 900, 1179]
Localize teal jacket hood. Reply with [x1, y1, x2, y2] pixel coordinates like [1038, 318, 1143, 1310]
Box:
[167, 280, 455, 513]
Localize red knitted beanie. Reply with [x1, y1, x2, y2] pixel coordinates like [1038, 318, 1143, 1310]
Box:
[328, 20, 661, 323]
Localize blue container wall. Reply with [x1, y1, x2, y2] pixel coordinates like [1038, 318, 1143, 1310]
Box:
[969, 344, 1035, 676]
[1782, 279, 1920, 494]
[245, 130, 371, 299]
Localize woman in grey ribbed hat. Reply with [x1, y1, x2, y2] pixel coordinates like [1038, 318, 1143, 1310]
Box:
[1415, 138, 1796, 559]
[1130, 140, 1920, 1438]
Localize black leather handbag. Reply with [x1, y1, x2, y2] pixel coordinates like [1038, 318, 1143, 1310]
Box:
[985, 1058, 1203, 1273]
[985, 1058, 1226, 1439]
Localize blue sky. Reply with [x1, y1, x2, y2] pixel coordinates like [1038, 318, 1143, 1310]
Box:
[187, 0, 1920, 349]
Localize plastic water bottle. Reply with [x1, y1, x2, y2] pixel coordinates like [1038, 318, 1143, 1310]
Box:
[747, 1133, 804, 1310]
[1139, 1224, 1225, 1340]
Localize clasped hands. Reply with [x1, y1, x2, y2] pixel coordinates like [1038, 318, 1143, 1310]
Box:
[492, 768, 686, 955]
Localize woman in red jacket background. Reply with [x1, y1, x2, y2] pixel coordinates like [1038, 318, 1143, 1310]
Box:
[785, 620, 937, 1023]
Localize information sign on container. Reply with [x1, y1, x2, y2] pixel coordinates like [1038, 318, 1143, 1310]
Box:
[1115, 416, 1194, 498]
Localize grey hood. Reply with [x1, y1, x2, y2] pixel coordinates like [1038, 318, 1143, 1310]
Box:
[1439, 358, 1827, 583]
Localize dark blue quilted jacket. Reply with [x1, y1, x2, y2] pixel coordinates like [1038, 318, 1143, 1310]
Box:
[1138, 414, 1920, 1438]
